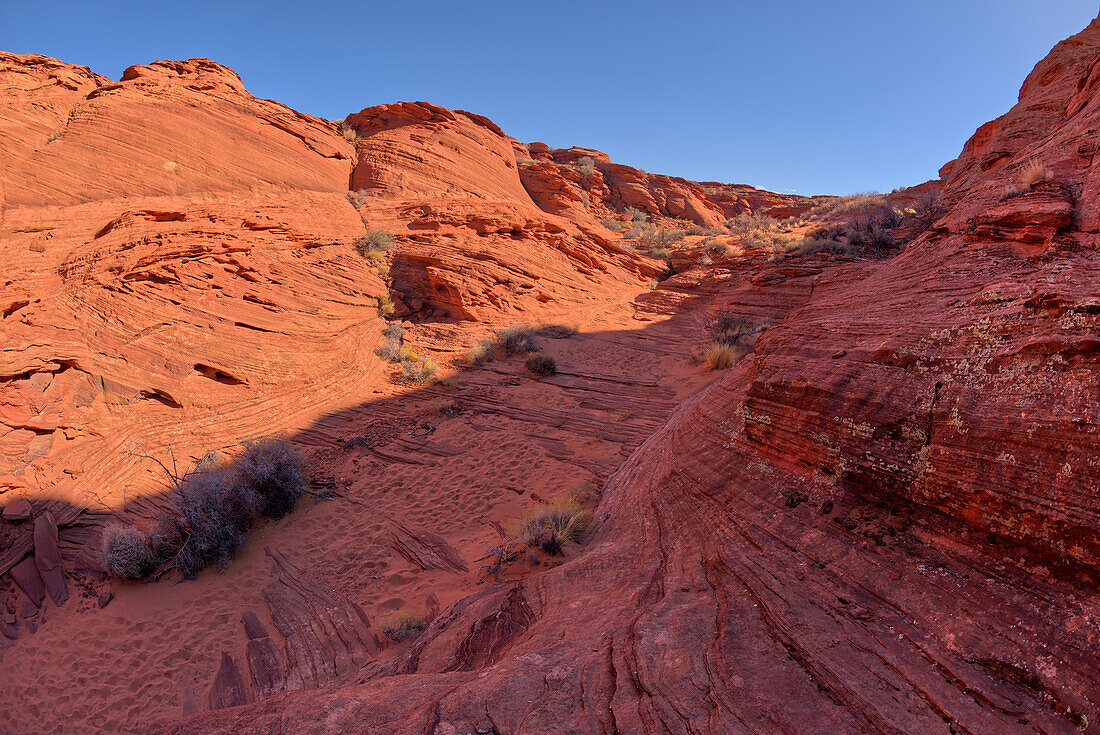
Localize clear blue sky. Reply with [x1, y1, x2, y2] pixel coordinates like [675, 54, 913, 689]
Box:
[3, 1, 1096, 194]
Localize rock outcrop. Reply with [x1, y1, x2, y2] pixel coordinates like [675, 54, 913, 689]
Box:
[165, 19, 1099, 735]
[341, 102, 660, 320]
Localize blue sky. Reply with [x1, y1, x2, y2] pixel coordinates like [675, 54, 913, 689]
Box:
[3, 1, 1096, 194]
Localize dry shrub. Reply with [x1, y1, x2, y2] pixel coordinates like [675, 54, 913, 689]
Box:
[525, 353, 557, 376]
[517, 500, 592, 555]
[102, 524, 156, 579]
[575, 156, 596, 176]
[600, 218, 626, 232]
[103, 436, 309, 580]
[624, 206, 648, 222]
[170, 461, 262, 578]
[783, 235, 856, 259]
[495, 324, 537, 355]
[376, 340, 402, 362]
[355, 229, 394, 257]
[339, 123, 360, 142]
[466, 340, 494, 366]
[400, 357, 437, 383]
[236, 437, 308, 519]
[707, 311, 749, 346]
[703, 342, 738, 370]
[383, 610, 426, 642]
[725, 212, 780, 236]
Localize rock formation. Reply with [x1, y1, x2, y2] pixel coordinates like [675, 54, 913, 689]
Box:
[1, 15, 1098, 735]
[162, 19, 1099, 735]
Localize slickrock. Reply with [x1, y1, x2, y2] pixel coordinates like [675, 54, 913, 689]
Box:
[165, 19, 1099, 735]
[516, 144, 814, 226]
[341, 101, 662, 320]
[0, 52, 376, 524]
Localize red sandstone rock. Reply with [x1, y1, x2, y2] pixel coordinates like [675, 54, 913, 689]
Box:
[163, 19, 1100, 735]
[10, 558, 44, 608]
[32, 512, 66, 606]
[1, 499, 31, 521]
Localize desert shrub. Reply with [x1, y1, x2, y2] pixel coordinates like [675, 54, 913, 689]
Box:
[169, 462, 260, 578]
[377, 292, 395, 318]
[624, 206, 648, 222]
[707, 239, 728, 254]
[236, 437, 308, 519]
[466, 340, 494, 366]
[356, 229, 394, 256]
[725, 213, 789, 256]
[697, 254, 713, 266]
[46, 132, 60, 144]
[649, 228, 686, 247]
[400, 357, 437, 383]
[525, 353, 557, 376]
[575, 156, 596, 176]
[703, 342, 737, 370]
[383, 610, 426, 642]
[600, 218, 626, 232]
[105, 437, 313, 580]
[1018, 160, 1052, 188]
[648, 246, 668, 259]
[725, 212, 780, 236]
[376, 340, 402, 362]
[707, 310, 749, 346]
[517, 500, 592, 555]
[339, 124, 359, 143]
[346, 191, 364, 210]
[377, 323, 406, 362]
[624, 222, 657, 240]
[784, 235, 856, 258]
[569, 479, 600, 504]
[102, 524, 156, 579]
[495, 324, 537, 355]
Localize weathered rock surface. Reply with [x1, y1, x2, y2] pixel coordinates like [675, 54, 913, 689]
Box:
[165, 19, 1100, 735]
[342, 102, 661, 320]
[515, 143, 814, 227]
[0, 52, 377, 528]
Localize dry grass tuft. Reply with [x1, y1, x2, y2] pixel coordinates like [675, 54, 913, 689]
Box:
[517, 500, 592, 555]
[1019, 160, 1052, 188]
[377, 292, 395, 318]
[703, 342, 738, 370]
[465, 341, 494, 366]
